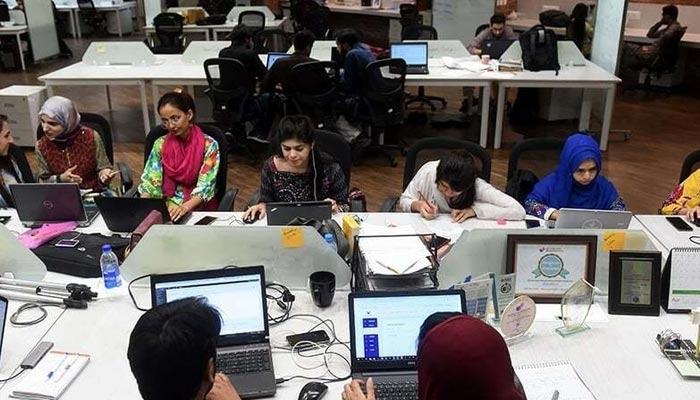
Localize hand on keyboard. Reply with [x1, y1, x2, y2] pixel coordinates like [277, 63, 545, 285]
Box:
[343, 378, 375, 400]
[206, 373, 241, 400]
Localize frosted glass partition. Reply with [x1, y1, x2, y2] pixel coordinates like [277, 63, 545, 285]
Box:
[82, 42, 157, 66]
[438, 229, 657, 293]
[121, 225, 350, 290]
[227, 6, 277, 22]
[0, 226, 47, 281]
[182, 41, 231, 64]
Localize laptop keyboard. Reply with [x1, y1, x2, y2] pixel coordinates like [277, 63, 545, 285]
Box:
[217, 349, 271, 374]
[373, 381, 418, 400]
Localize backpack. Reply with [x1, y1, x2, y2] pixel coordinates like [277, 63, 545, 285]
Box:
[519, 25, 560, 73]
[539, 10, 570, 27]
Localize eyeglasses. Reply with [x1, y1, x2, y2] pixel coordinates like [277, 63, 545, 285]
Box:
[160, 114, 183, 128]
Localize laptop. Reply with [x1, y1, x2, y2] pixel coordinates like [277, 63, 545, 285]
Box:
[151, 266, 276, 399]
[94, 197, 172, 232]
[265, 201, 332, 226]
[0, 295, 6, 365]
[482, 39, 515, 59]
[554, 208, 633, 229]
[9, 183, 99, 228]
[266, 52, 291, 69]
[390, 42, 429, 74]
[349, 290, 466, 399]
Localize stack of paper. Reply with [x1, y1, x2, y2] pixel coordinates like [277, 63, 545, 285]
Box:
[11, 351, 90, 400]
[359, 224, 432, 275]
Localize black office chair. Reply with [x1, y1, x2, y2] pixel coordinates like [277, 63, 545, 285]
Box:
[645, 26, 687, 87]
[35, 113, 133, 194]
[475, 23, 490, 36]
[505, 137, 565, 205]
[239, 10, 266, 37]
[253, 29, 290, 53]
[296, 0, 330, 39]
[7, 144, 35, 184]
[399, 3, 419, 28]
[400, 25, 447, 111]
[679, 150, 700, 183]
[380, 137, 492, 211]
[146, 13, 186, 54]
[204, 57, 262, 164]
[77, 0, 106, 36]
[142, 124, 238, 211]
[286, 61, 339, 131]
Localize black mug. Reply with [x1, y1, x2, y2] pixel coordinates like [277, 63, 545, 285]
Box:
[309, 271, 335, 308]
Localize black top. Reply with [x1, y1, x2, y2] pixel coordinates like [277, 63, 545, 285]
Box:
[219, 44, 267, 88]
[260, 54, 316, 93]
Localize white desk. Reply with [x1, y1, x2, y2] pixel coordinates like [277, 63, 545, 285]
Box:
[143, 18, 288, 42]
[624, 27, 700, 49]
[0, 24, 28, 71]
[56, 2, 137, 39]
[635, 214, 700, 254]
[326, 5, 401, 18]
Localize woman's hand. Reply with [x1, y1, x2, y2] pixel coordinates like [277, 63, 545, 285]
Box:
[681, 207, 700, 221]
[324, 198, 340, 214]
[413, 200, 438, 220]
[206, 373, 241, 400]
[450, 207, 476, 223]
[98, 168, 120, 184]
[60, 165, 82, 184]
[243, 203, 266, 221]
[342, 378, 375, 400]
[168, 202, 191, 222]
[549, 210, 560, 221]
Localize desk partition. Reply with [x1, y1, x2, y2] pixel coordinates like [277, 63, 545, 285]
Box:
[0, 226, 47, 281]
[82, 41, 156, 66]
[181, 41, 229, 64]
[121, 225, 350, 289]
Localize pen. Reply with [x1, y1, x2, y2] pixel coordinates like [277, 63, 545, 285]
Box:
[45, 354, 68, 382]
[53, 354, 78, 383]
[417, 191, 436, 213]
[551, 389, 559, 400]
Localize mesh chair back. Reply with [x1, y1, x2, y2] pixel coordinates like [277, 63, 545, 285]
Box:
[204, 58, 257, 125]
[399, 3, 418, 28]
[313, 129, 351, 186]
[506, 138, 565, 183]
[35, 113, 115, 164]
[7, 144, 35, 183]
[361, 58, 407, 128]
[296, 0, 329, 39]
[475, 23, 489, 36]
[254, 29, 290, 53]
[77, 0, 95, 10]
[679, 150, 700, 183]
[239, 10, 265, 34]
[153, 12, 185, 50]
[653, 26, 687, 73]
[401, 25, 438, 41]
[287, 61, 339, 129]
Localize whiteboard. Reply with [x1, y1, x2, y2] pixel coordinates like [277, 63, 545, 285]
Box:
[590, 0, 628, 75]
[24, 0, 60, 62]
[432, 0, 494, 47]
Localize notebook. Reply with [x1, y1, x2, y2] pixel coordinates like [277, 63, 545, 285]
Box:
[151, 266, 276, 398]
[10, 351, 90, 400]
[266, 52, 291, 69]
[554, 208, 633, 230]
[514, 361, 596, 400]
[390, 42, 429, 74]
[349, 290, 466, 399]
[9, 184, 99, 228]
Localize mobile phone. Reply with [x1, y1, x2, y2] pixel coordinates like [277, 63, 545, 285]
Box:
[0, 216, 10, 224]
[194, 216, 217, 225]
[55, 239, 80, 248]
[286, 330, 331, 349]
[666, 216, 693, 232]
[526, 219, 542, 229]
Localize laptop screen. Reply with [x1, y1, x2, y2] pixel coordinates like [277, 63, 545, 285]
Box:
[349, 290, 465, 370]
[152, 267, 268, 341]
[0, 297, 6, 360]
[266, 52, 291, 69]
[390, 43, 428, 66]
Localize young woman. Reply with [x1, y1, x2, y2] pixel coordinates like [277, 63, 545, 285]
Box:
[399, 155, 525, 223]
[36, 96, 117, 192]
[0, 114, 33, 208]
[567, 3, 594, 58]
[243, 115, 348, 221]
[661, 169, 700, 220]
[343, 313, 526, 400]
[525, 133, 626, 220]
[138, 92, 221, 222]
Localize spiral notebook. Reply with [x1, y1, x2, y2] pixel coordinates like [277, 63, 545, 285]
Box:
[661, 248, 700, 312]
[10, 351, 90, 400]
[514, 361, 596, 400]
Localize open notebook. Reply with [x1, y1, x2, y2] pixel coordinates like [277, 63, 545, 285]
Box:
[11, 351, 90, 400]
[515, 361, 596, 400]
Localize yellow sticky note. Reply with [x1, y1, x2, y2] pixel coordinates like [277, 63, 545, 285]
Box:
[281, 227, 304, 248]
[96, 43, 107, 53]
[603, 231, 626, 251]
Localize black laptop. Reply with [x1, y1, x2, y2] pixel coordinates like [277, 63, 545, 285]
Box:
[9, 183, 99, 228]
[151, 266, 276, 398]
[482, 39, 515, 60]
[94, 197, 172, 232]
[349, 290, 466, 400]
[390, 42, 429, 74]
[265, 201, 332, 226]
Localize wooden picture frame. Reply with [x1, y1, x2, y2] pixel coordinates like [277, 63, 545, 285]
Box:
[609, 250, 662, 316]
[506, 235, 597, 303]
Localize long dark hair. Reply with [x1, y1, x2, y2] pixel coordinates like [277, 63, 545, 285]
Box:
[435, 155, 477, 210]
[157, 91, 196, 121]
[0, 116, 18, 207]
[569, 3, 588, 51]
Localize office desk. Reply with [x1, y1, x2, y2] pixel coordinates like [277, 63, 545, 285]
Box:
[143, 18, 288, 42]
[624, 28, 700, 49]
[635, 214, 700, 253]
[56, 2, 137, 39]
[0, 24, 28, 70]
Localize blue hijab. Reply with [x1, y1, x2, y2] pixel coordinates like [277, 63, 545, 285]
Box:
[527, 133, 619, 210]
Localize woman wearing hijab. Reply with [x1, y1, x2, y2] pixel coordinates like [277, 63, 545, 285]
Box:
[138, 92, 220, 222]
[0, 114, 33, 208]
[524, 133, 626, 220]
[343, 313, 527, 400]
[36, 96, 117, 192]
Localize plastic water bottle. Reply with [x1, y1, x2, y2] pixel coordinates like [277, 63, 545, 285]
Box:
[324, 233, 338, 254]
[100, 244, 122, 289]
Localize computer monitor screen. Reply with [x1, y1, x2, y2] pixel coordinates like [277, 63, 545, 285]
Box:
[390, 43, 428, 66]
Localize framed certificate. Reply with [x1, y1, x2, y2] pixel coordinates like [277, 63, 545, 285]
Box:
[609, 250, 661, 316]
[506, 235, 597, 303]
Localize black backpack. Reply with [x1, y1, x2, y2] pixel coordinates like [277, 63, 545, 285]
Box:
[539, 10, 570, 27]
[520, 25, 560, 73]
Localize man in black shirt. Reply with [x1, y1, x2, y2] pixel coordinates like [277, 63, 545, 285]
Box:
[219, 24, 267, 88]
[260, 31, 316, 94]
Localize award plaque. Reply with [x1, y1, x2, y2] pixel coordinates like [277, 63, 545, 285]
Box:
[556, 279, 595, 337]
[500, 295, 537, 340]
[609, 250, 661, 316]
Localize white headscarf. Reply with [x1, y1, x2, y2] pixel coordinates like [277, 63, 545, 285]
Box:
[39, 96, 82, 142]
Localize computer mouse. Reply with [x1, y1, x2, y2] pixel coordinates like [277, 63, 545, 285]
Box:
[243, 212, 260, 224]
[298, 381, 328, 400]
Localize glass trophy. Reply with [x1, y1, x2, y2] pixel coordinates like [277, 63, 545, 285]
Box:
[556, 278, 595, 337]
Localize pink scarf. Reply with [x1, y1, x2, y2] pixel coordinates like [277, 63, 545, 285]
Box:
[161, 124, 205, 202]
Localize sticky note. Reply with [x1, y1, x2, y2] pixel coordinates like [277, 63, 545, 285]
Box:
[281, 227, 304, 248]
[96, 44, 107, 53]
[603, 231, 626, 251]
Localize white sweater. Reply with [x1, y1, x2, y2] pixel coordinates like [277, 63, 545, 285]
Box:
[398, 161, 526, 220]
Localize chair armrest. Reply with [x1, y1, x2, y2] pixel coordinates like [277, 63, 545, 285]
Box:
[123, 186, 140, 198]
[218, 187, 239, 211]
[117, 162, 133, 193]
[380, 196, 400, 212]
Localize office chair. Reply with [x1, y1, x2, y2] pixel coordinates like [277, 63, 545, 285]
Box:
[380, 137, 492, 211]
[295, 0, 330, 39]
[77, 0, 106, 36]
[254, 29, 290, 53]
[679, 150, 700, 184]
[643, 27, 687, 90]
[238, 10, 266, 36]
[475, 24, 489, 36]
[142, 124, 238, 211]
[505, 137, 565, 205]
[400, 25, 447, 112]
[7, 144, 35, 184]
[35, 113, 133, 194]
[286, 61, 340, 131]
[399, 3, 419, 28]
[146, 12, 186, 54]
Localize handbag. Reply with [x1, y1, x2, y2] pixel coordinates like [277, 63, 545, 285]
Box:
[125, 210, 164, 257]
[287, 217, 350, 259]
[33, 232, 129, 278]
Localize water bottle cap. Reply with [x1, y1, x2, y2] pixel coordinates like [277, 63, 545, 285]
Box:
[324, 233, 334, 243]
[102, 244, 112, 252]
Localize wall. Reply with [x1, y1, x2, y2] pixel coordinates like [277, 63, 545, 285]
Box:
[515, 0, 596, 19]
[627, 2, 700, 34]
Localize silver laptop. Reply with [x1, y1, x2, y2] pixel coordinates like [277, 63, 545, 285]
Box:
[349, 290, 466, 399]
[265, 201, 332, 226]
[266, 52, 291, 69]
[9, 183, 99, 228]
[390, 42, 429, 74]
[555, 208, 633, 229]
[151, 266, 276, 399]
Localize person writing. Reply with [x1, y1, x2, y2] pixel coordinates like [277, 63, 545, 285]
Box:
[468, 13, 518, 55]
[524, 133, 626, 220]
[36, 96, 118, 192]
[0, 114, 33, 208]
[138, 92, 221, 222]
[661, 169, 700, 220]
[243, 115, 349, 221]
[399, 155, 525, 222]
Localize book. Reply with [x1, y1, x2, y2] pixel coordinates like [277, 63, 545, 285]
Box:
[514, 361, 596, 400]
[11, 351, 90, 400]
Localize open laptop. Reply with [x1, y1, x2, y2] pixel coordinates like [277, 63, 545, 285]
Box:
[266, 52, 291, 69]
[349, 290, 466, 399]
[390, 42, 429, 74]
[265, 201, 332, 226]
[94, 197, 172, 232]
[0, 295, 6, 366]
[482, 39, 515, 59]
[151, 266, 276, 399]
[554, 208, 633, 229]
[9, 183, 99, 228]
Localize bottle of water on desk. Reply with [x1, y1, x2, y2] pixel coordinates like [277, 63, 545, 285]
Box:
[100, 244, 122, 289]
[324, 233, 337, 254]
